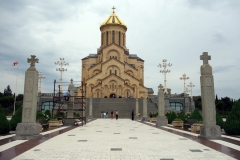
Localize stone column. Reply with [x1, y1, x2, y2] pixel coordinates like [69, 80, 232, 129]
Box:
[184, 95, 190, 112]
[135, 98, 139, 118]
[141, 93, 148, 121]
[190, 99, 195, 112]
[88, 98, 93, 119]
[67, 79, 75, 118]
[13, 55, 42, 140]
[199, 52, 221, 139]
[157, 84, 167, 126]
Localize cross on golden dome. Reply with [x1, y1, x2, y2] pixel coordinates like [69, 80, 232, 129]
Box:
[112, 6, 116, 13]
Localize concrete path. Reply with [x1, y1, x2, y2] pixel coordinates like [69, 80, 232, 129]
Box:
[6, 119, 237, 160]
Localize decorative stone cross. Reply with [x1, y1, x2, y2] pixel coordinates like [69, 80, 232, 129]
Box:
[158, 84, 163, 91]
[200, 52, 211, 65]
[112, 6, 116, 13]
[27, 55, 39, 67]
[70, 78, 73, 83]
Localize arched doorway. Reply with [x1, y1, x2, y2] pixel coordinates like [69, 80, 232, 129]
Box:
[110, 94, 116, 98]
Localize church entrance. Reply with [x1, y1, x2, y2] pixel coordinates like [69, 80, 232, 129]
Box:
[110, 94, 116, 98]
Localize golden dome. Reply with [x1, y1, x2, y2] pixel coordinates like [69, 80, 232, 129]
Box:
[100, 11, 127, 29]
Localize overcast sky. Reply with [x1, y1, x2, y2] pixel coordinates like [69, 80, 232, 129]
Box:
[0, 0, 239, 100]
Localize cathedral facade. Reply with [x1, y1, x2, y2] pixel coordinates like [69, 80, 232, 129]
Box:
[80, 9, 153, 98]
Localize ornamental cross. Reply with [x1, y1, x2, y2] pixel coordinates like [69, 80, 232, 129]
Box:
[112, 6, 116, 13]
[70, 78, 73, 83]
[200, 52, 211, 65]
[27, 55, 39, 67]
[158, 84, 163, 91]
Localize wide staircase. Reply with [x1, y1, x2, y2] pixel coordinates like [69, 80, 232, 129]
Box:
[86, 98, 158, 118]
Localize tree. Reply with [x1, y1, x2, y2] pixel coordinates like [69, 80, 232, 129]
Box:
[16, 94, 24, 101]
[0, 107, 10, 134]
[216, 94, 219, 101]
[194, 98, 202, 110]
[4, 85, 12, 96]
[0, 96, 14, 108]
[9, 106, 22, 131]
[223, 101, 240, 135]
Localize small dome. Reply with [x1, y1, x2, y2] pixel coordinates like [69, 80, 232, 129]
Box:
[100, 12, 127, 29]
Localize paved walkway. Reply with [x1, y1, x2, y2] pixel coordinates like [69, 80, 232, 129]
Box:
[0, 119, 239, 160]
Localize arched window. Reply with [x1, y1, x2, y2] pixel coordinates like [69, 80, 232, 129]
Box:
[115, 70, 117, 75]
[106, 32, 108, 45]
[119, 32, 121, 45]
[110, 70, 112, 75]
[112, 31, 115, 43]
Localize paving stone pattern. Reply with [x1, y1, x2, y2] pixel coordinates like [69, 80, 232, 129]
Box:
[13, 119, 235, 160]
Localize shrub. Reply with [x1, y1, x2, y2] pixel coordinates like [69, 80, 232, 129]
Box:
[54, 111, 66, 119]
[44, 110, 51, 119]
[216, 111, 224, 129]
[174, 118, 183, 122]
[223, 101, 240, 135]
[165, 111, 177, 124]
[189, 109, 202, 121]
[9, 106, 22, 131]
[0, 107, 10, 134]
[177, 111, 187, 123]
[36, 110, 44, 120]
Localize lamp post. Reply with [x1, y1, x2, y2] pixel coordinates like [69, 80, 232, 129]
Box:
[38, 72, 46, 93]
[187, 81, 195, 100]
[55, 58, 69, 93]
[157, 59, 172, 94]
[180, 73, 189, 94]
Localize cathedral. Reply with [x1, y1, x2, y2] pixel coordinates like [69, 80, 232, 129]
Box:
[79, 8, 153, 98]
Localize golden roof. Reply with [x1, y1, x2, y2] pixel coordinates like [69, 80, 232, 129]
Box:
[100, 11, 127, 29]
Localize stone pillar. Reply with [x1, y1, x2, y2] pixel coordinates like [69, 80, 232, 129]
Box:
[88, 98, 93, 119]
[13, 55, 42, 140]
[141, 93, 148, 121]
[157, 84, 167, 126]
[184, 95, 190, 112]
[164, 94, 172, 111]
[190, 99, 195, 112]
[135, 98, 139, 118]
[67, 79, 75, 118]
[199, 52, 221, 139]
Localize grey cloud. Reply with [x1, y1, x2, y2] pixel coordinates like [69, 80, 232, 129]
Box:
[213, 65, 236, 74]
[213, 33, 225, 43]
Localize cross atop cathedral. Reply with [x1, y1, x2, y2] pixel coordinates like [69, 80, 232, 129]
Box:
[200, 52, 211, 65]
[27, 55, 39, 67]
[112, 6, 116, 13]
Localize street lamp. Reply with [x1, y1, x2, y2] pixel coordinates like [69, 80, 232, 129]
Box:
[180, 73, 189, 94]
[187, 81, 195, 100]
[157, 59, 172, 94]
[55, 58, 69, 93]
[38, 72, 46, 93]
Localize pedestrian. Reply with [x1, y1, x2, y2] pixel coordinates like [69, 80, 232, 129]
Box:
[63, 90, 70, 101]
[103, 112, 106, 118]
[100, 111, 103, 118]
[115, 110, 119, 120]
[110, 111, 113, 120]
[106, 111, 108, 118]
[131, 109, 134, 121]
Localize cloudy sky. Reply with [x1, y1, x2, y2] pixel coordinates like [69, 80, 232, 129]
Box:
[0, 0, 239, 100]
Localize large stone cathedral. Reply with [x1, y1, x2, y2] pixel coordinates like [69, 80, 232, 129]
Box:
[80, 8, 153, 98]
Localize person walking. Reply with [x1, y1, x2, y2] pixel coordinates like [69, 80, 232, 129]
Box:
[131, 109, 134, 121]
[110, 111, 113, 120]
[106, 111, 108, 118]
[115, 110, 119, 120]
